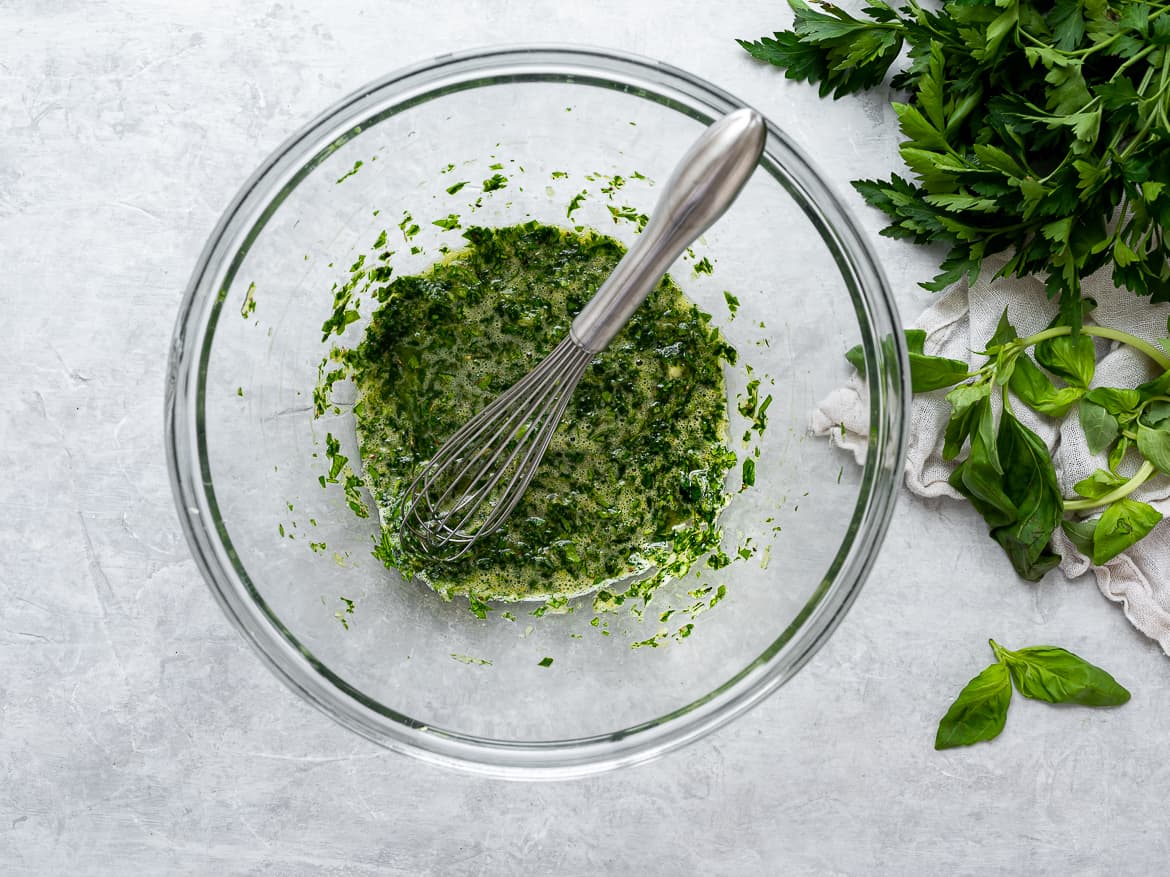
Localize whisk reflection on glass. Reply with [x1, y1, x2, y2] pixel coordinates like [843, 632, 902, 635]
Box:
[397, 108, 767, 560]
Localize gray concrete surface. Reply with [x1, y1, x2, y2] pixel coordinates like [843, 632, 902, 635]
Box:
[3, 1, 1168, 873]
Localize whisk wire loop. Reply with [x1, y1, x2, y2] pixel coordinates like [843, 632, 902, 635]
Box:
[399, 337, 593, 559]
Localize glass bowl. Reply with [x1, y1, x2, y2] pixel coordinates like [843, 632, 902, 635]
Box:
[165, 45, 907, 778]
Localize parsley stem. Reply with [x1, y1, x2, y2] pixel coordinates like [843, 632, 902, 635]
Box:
[1064, 461, 1157, 512]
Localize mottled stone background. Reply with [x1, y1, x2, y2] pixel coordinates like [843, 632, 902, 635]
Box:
[2, 1, 1166, 873]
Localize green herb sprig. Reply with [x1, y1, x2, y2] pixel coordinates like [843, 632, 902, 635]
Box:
[936, 638, 1130, 748]
[741, 0, 1170, 328]
[850, 313, 1170, 578]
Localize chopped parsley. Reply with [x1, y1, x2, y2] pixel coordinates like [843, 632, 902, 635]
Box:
[344, 222, 738, 605]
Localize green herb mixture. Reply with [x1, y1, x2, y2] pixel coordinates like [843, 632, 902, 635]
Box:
[345, 222, 738, 604]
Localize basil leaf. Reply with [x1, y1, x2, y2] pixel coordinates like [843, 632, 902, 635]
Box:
[908, 351, 970, 392]
[1061, 518, 1098, 555]
[972, 393, 1001, 475]
[1008, 353, 1083, 417]
[988, 411, 1063, 581]
[1084, 386, 1142, 416]
[1140, 399, 1170, 428]
[1035, 331, 1095, 388]
[1079, 399, 1119, 455]
[845, 343, 865, 373]
[846, 329, 933, 376]
[943, 381, 991, 460]
[948, 398, 1016, 527]
[934, 661, 1012, 750]
[1136, 423, 1170, 474]
[999, 645, 1131, 707]
[1135, 369, 1170, 403]
[1032, 387, 1084, 418]
[1092, 499, 1163, 564]
[904, 328, 927, 355]
[1072, 468, 1127, 500]
[985, 309, 1019, 350]
[1108, 434, 1131, 472]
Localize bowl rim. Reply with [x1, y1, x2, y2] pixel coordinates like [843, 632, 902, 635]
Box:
[165, 42, 909, 779]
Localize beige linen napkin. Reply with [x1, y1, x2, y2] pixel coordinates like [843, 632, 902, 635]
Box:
[812, 259, 1170, 655]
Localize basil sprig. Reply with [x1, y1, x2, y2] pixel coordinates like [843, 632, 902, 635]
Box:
[936, 639, 1130, 749]
[848, 312, 1170, 579]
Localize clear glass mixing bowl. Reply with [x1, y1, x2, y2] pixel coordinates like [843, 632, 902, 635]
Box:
[165, 45, 908, 778]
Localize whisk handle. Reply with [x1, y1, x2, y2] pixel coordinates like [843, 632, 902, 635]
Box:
[570, 107, 766, 353]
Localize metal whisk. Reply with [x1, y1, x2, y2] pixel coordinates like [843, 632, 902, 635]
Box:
[398, 107, 767, 559]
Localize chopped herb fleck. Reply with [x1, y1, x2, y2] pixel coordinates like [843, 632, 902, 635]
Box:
[482, 173, 508, 192]
[741, 457, 756, 489]
[240, 282, 257, 318]
[450, 653, 492, 665]
[566, 190, 587, 218]
[335, 160, 363, 184]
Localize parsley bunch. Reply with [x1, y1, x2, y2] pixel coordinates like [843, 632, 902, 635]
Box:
[740, 0, 1170, 328]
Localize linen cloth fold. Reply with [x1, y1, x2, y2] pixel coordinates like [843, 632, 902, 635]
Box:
[812, 259, 1170, 655]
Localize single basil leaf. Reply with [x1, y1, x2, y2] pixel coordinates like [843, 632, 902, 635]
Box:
[1084, 386, 1142, 416]
[934, 661, 1012, 750]
[1061, 518, 1098, 555]
[846, 329, 934, 378]
[1007, 353, 1053, 406]
[949, 458, 1017, 529]
[985, 308, 1019, 350]
[1137, 424, 1170, 474]
[1079, 399, 1119, 455]
[1135, 369, 1170, 402]
[1002, 646, 1131, 707]
[949, 398, 1017, 528]
[905, 328, 927, 355]
[1140, 399, 1170, 428]
[1072, 468, 1127, 500]
[1008, 354, 1083, 417]
[909, 352, 970, 392]
[1035, 331, 1095, 388]
[972, 393, 1001, 475]
[989, 411, 1064, 581]
[845, 343, 865, 373]
[1092, 499, 1163, 565]
[943, 412, 974, 461]
[1035, 386, 1085, 417]
[1108, 434, 1131, 472]
[943, 382, 991, 460]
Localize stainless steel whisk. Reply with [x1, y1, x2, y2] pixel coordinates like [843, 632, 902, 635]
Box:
[398, 108, 767, 559]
